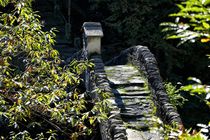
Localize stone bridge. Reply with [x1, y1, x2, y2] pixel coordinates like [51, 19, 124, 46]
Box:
[69, 22, 182, 140]
[33, 2, 182, 139]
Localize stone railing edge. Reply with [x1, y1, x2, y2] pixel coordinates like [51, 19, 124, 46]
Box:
[89, 55, 127, 140]
[130, 45, 182, 125]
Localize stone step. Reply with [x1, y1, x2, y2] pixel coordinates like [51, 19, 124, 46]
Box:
[114, 104, 153, 111]
[106, 72, 142, 77]
[110, 80, 145, 86]
[123, 118, 160, 131]
[108, 98, 152, 107]
[112, 90, 150, 96]
[124, 116, 160, 123]
[115, 96, 152, 101]
[105, 65, 147, 90]
[116, 86, 148, 92]
[125, 122, 150, 130]
[110, 83, 145, 89]
[115, 97, 152, 104]
[120, 113, 152, 120]
[105, 65, 139, 71]
[120, 108, 154, 117]
[124, 118, 158, 125]
[107, 75, 145, 84]
[120, 106, 154, 113]
[126, 129, 161, 140]
[123, 103, 153, 110]
[113, 97, 153, 107]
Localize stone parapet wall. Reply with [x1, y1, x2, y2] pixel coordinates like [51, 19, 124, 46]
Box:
[89, 55, 127, 140]
[106, 45, 182, 125]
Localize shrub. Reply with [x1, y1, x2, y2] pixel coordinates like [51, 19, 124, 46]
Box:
[0, 0, 107, 139]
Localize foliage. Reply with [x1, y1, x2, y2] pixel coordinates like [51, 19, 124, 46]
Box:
[162, 123, 209, 140]
[161, 0, 210, 106]
[161, 0, 210, 46]
[178, 129, 207, 140]
[161, 0, 210, 138]
[180, 77, 210, 107]
[178, 131, 206, 140]
[0, 0, 108, 139]
[160, 0, 210, 79]
[164, 82, 187, 108]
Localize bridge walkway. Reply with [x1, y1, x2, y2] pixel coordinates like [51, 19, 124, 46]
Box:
[105, 65, 162, 140]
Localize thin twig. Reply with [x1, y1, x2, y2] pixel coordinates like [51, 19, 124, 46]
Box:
[31, 109, 70, 136]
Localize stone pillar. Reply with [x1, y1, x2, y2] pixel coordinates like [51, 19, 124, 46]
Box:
[82, 22, 103, 55]
[82, 22, 103, 95]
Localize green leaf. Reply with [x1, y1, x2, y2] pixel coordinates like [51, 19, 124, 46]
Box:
[89, 117, 95, 125]
[187, 77, 202, 84]
[203, 0, 210, 5]
[202, 22, 210, 29]
[0, 0, 9, 7]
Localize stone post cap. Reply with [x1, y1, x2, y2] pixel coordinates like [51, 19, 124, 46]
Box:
[82, 22, 103, 37]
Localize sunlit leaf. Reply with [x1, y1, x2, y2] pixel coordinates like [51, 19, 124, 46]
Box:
[187, 77, 202, 84]
[201, 38, 210, 42]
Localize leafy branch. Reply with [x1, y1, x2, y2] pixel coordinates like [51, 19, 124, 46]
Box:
[161, 0, 210, 46]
